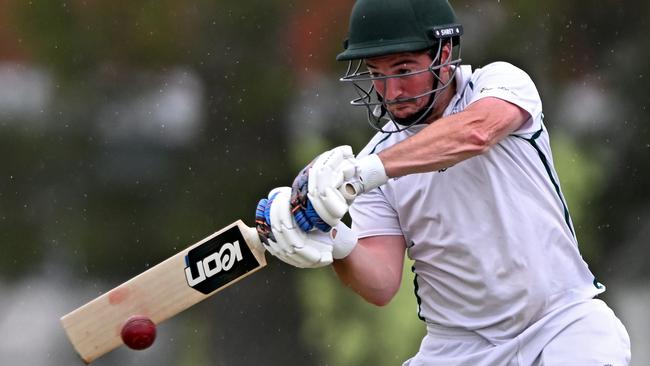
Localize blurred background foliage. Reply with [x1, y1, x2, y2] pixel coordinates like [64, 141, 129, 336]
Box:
[0, 0, 648, 365]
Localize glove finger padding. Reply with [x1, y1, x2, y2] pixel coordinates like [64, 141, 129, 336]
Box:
[264, 239, 312, 268]
[307, 146, 356, 227]
[307, 188, 347, 227]
[267, 187, 334, 268]
[270, 188, 302, 252]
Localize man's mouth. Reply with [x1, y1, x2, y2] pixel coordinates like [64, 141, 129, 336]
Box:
[388, 102, 417, 114]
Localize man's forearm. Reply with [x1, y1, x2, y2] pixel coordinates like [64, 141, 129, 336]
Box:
[378, 98, 528, 178]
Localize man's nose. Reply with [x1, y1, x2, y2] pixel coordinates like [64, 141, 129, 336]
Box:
[379, 77, 403, 102]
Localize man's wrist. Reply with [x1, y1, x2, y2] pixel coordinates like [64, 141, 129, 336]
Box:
[331, 222, 358, 259]
[356, 154, 389, 192]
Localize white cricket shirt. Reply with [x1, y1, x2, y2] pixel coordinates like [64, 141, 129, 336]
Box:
[349, 62, 603, 343]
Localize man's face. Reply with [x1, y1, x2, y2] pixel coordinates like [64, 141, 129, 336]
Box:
[365, 52, 436, 119]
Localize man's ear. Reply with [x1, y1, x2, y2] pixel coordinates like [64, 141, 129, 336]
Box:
[441, 42, 452, 64]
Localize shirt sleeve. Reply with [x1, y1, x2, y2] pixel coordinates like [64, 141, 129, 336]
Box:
[468, 62, 543, 138]
[349, 186, 403, 239]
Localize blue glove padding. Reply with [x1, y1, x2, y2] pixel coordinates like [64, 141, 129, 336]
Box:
[290, 160, 332, 232]
[255, 192, 279, 244]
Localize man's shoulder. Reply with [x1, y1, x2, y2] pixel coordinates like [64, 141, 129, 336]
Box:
[473, 61, 526, 74]
[470, 61, 533, 84]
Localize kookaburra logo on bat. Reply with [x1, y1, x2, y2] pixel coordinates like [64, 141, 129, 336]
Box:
[184, 241, 243, 287]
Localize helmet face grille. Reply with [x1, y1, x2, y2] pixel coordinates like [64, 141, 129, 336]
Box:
[340, 37, 462, 133]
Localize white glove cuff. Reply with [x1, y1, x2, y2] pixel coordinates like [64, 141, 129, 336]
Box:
[357, 154, 389, 193]
[330, 222, 358, 259]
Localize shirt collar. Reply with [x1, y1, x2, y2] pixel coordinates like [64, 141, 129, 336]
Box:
[443, 64, 473, 117]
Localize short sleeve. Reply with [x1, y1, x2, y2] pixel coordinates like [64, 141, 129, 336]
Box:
[468, 62, 543, 137]
[349, 187, 403, 239]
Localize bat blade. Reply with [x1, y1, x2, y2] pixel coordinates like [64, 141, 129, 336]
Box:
[60, 220, 265, 364]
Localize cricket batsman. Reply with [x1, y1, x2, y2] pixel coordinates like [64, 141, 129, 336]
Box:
[255, 0, 631, 364]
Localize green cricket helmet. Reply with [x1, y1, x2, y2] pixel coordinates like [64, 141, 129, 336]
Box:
[338, 0, 463, 132]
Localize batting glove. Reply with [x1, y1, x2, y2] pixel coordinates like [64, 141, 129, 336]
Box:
[255, 187, 358, 268]
[291, 146, 388, 230]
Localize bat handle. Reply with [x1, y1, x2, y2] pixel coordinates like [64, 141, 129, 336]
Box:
[339, 180, 363, 202]
[241, 224, 265, 253]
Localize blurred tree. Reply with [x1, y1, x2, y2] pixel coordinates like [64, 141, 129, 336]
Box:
[300, 263, 425, 366]
[592, 3, 650, 282]
[4, 0, 295, 274]
[2, 0, 318, 365]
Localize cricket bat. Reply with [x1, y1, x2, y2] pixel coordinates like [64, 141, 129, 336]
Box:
[60, 220, 266, 364]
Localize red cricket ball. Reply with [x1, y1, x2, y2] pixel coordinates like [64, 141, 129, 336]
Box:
[120, 315, 157, 350]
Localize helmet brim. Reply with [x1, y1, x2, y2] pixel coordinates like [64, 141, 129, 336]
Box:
[336, 40, 431, 61]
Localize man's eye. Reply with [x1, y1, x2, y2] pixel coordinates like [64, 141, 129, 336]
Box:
[397, 68, 411, 75]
